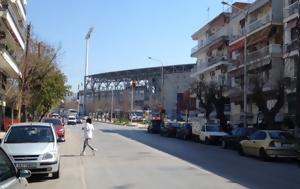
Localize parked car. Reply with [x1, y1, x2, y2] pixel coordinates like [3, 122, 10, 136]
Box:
[221, 127, 256, 149]
[176, 122, 193, 140]
[199, 123, 228, 144]
[239, 130, 299, 160]
[160, 122, 180, 137]
[76, 116, 83, 124]
[43, 118, 66, 142]
[1, 123, 60, 179]
[67, 115, 77, 125]
[0, 147, 31, 188]
[147, 119, 162, 133]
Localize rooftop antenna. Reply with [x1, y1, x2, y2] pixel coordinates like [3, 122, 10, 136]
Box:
[207, 7, 210, 22]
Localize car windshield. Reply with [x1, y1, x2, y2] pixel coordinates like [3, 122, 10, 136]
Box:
[206, 125, 221, 132]
[69, 117, 75, 120]
[269, 132, 295, 140]
[5, 126, 54, 143]
[134, 112, 143, 117]
[43, 119, 62, 126]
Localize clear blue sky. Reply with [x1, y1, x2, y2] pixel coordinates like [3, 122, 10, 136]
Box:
[27, 0, 252, 92]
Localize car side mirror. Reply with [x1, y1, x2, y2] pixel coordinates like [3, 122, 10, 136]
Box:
[18, 169, 31, 178]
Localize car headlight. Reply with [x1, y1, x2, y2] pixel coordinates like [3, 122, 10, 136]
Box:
[42, 152, 57, 160]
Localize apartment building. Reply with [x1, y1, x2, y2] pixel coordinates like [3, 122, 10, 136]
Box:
[0, 0, 27, 129]
[283, 0, 299, 117]
[228, 0, 284, 124]
[191, 12, 231, 114]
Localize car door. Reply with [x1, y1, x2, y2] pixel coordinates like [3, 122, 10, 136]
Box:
[0, 148, 27, 189]
[199, 125, 206, 141]
[247, 131, 267, 156]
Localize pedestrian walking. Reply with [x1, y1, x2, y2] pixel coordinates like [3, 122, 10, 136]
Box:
[80, 118, 97, 156]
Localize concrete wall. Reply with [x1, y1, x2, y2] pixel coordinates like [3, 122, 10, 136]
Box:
[163, 72, 193, 118]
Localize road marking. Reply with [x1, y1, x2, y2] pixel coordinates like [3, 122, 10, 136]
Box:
[79, 157, 88, 189]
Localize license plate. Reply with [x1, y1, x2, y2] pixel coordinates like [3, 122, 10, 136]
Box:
[15, 163, 36, 169]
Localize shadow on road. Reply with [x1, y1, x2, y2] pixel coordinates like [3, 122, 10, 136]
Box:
[100, 127, 300, 189]
[27, 174, 52, 183]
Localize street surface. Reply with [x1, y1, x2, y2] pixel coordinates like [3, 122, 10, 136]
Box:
[29, 122, 300, 189]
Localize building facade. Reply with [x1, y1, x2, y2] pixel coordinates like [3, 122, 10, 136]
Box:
[0, 0, 27, 130]
[191, 0, 288, 125]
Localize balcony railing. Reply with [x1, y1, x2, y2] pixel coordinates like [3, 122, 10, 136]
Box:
[247, 14, 271, 34]
[191, 29, 228, 56]
[0, 2, 26, 48]
[284, 1, 299, 18]
[247, 44, 282, 63]
[207, 56, 228, 66]
[284, 40, 298, 54]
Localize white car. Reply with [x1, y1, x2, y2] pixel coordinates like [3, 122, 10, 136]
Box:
[199, 123, 228, 144]
[1, 123, 60, 179]
[67, 115, 77, 125]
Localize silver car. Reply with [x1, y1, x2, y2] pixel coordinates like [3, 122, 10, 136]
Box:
[0, 147, 31, 188]
[1, 123, 60, 179]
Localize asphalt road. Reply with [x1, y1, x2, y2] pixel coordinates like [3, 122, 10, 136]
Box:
[28, 122, 300, 189]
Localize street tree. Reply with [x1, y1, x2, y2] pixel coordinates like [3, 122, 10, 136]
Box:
[252, 79, 285, 129]
[20, 38, 71, 121]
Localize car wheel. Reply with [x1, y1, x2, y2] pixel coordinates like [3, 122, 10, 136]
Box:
[259, 148, 269, 161]
[221, 141, 227, 149]
[52, 168, 60, 179]
[238, 145, 244, 156]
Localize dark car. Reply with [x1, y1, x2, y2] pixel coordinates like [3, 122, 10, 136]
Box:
[147, 119, 162, 133]
[43, 118, 66, 142]
[160, 122, 180, 137]
[221, 127, 256, 149]
[176, 123, 192, 140]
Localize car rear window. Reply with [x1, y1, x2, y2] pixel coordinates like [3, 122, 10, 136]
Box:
[5, 126, 54, 143]
[43, 119, 62, 126]
[269, 132, 294, 140]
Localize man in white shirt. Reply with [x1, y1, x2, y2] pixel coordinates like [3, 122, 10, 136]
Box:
[80, 118, 97, 156]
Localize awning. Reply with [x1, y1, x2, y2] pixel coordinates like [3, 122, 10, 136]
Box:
[247, 26, 271, 47]
[229, 39, 245, 52]
[287, 19, 297, 29]
[207, 40, 227, 55]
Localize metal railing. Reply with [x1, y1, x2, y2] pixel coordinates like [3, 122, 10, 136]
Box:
[207, 56, 228, 66]
[284, 40, 298, 54]
[284, 1, 299, 18]
[191, 29, 228, 55]
[0, 2, 26, 43]
[247, 44, 282, 63]
[247, 14, 271, 34]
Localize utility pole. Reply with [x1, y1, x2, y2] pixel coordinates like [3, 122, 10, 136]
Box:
[21, 24, 31, 122]
[295, 17, 300, 137]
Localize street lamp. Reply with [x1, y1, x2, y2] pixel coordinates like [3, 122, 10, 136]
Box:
[148, 57, 164, 109]
[83, 27, 94, 116]
[222, 1, 249, 128]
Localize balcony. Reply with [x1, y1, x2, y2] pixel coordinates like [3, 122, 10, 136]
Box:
[284, 1, 299, 18]
[0, 2, 26, 50]
[0, 44, 21, 78]
[229, 28, 246, 43]
[191, 29, 228, 56]
[284, 40, 298, 54]
[11, 0, 27, 21]
[247, 44, 282, 64]
[247, 14, 271, 34]
[207, 56, 228, 67]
